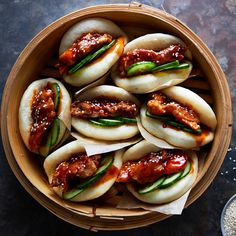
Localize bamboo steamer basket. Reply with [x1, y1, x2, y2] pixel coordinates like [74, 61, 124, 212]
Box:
[1, 3, 232, 231]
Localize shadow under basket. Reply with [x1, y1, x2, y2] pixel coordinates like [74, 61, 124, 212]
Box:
[1, 3, 232, 231]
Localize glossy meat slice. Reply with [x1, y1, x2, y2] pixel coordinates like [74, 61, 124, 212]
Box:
[51, 154, 101, 192]
[116, 150, 188, 185]
[147, 92, 200, 130]
[71, 98, 138, 118]
[29, 84, 56, 151]
[118, 44, 186, 77]
[58, 33, 113, 74]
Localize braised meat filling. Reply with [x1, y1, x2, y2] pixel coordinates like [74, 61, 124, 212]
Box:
[71, 98, 138, 119]
[116, 150, 188, 185]
[119, 44, 187, 77]
[58, 32, 113, 74]
[147, 92, 200, 130]
[29, 83, 56, 151]
[51, 154, 101, 192]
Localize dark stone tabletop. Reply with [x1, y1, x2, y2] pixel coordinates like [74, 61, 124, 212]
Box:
[0, 0, 235, 235]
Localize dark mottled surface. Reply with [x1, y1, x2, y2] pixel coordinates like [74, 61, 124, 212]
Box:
[0, 0, 236, 235]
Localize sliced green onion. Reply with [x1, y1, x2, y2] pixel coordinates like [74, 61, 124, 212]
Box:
[152, 61, 190, 72]
[89, 116, 137, 127]
[146, 110, 172, 121]
[96, 118, 124, 126]
[89, 119, 108, 127]
[151, 60, 180, 72]
[68, 39, 116, 74]
[173, 62, 190, 70]
[116, 117, 137, 123]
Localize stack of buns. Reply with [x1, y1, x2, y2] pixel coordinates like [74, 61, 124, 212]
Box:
[18, 17, 217, 205]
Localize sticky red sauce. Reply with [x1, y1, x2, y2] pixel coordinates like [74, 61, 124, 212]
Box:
[29, 83, 56, 151]
[92, 165, 119, 187]
[162, 123, 167, 128]
[117, 150, 188, 184]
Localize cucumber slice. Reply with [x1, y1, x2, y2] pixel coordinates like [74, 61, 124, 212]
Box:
[50, 118, 60, 146]
[63, 155, 114, 200]
[151, 60, 180, 72]
[126, 61, 157, 77]
[159, 172, 183, 189]
[39, 128, 52, 157]
[51, 83, 60, 111]
[38, 118, 60, 157]
[117, 117, 137, 123]
[125, 60, 190, 77]
[97, 118, 124, 126]
[89, 118, 124, 127]
[179, 161, 191, 179]
[68, 39, 116, 74]
[39, 139, 51, 157]
[137, 160, 192, 194]
[159, 161, 191, 189]
[89, 117, 136, 127]
[138, 176, 166, 194]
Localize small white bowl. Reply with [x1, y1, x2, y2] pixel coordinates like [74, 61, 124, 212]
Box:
[221, 194, 236, 236]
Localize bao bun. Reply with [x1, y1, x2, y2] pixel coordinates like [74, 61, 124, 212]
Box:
[112, 33, 192, 93]
[19, 78, 71, 153]
[140, 86, 217, 148]
[72, 85, 140, 141]
[43, 140, 123, 202]
[59, 17, 127, 87]
[124, 140, 198, 204]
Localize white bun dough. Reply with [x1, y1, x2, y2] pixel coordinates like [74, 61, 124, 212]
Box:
[124, 140, 198, 204]
[60, 18, 127, 87]
[112, 33, 192, 93]
[43, 140, 123, 202]
[19, 78, 71, 153]
[140, 86, 217, 148]
[72, 85, 140, 141]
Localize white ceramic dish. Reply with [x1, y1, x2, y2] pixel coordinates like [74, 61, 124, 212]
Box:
[221, 194, 236, 236]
